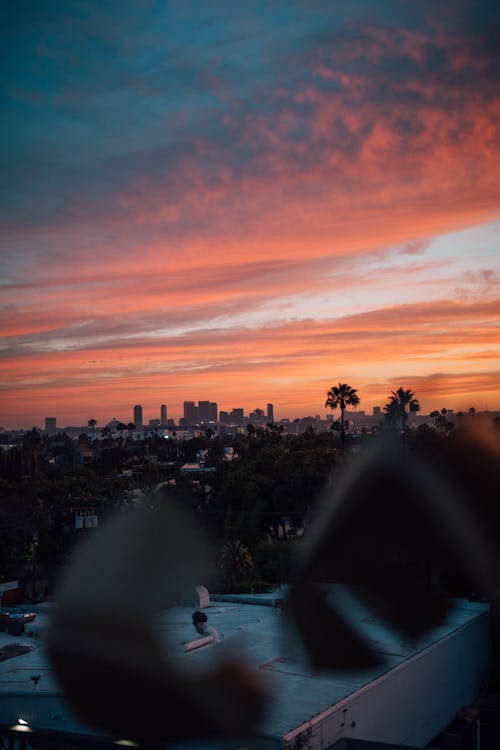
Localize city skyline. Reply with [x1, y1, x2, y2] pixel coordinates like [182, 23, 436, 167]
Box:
[1, 376, 498, 429]
[1, 2, 499, 429]
[3, 398, 497, 433]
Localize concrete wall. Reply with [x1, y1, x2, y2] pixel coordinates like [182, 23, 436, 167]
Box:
[284, 611, 491, 750]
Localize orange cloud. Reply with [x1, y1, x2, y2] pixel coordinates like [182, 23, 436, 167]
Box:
[2, 10, 499, 428]
[1, 296, 498, 426]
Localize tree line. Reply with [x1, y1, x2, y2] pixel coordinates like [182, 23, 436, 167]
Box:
[1, 382, 498, 599]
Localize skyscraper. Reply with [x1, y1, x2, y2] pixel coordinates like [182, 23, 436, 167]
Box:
[230, 408, 244, 426]
[209, 402, 218, 423]
[197, 401, 217, 424]
[160, 404, 167, 426]
[198, 400, 210, 424]
[133, 405, 143, 428]
[267, 403, 274, 422]
[183, 401, 199, 426]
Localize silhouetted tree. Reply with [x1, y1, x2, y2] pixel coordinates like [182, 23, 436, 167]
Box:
[88, 419, 98, 442]
[218, 539, 254, 587]
[115, 422, 127, 440]
[430, 408, 454, 437]
[100, 426, 112, 441]
[325, 383, 360, 450]
[385, 387, 419, 435]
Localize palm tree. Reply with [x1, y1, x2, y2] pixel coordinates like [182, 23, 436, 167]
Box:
[430, 408, 454, 437]
[325, 383, 360, 449]
[385, 387, 419, 435]
[88, 419, 98, 442]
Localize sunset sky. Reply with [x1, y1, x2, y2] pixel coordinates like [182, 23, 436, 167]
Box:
[1, 0, 499, 428]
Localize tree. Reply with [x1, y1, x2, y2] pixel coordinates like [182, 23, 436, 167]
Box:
[115, 422, 127, 439]
[218, 539, 254, 588]
[88, 419, 98, 442]
[430, 408, 454, 437]
[325, 383, 360, 450]
[126, 423, 136, 439]
[385, 387, 420, 435]
[100, 426, 112, 441]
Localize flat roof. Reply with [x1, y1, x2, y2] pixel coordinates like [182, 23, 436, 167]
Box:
[0, 591, 490, 746]
[165, 590, 489, 741]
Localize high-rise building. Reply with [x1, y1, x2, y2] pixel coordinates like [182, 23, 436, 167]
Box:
[373, 406, 381, 418]
[160, 404, 167, 426]
[230, 408, 244, 426]
[198, 400, 210, 424]
[209, 402, 218, 423]
[267, 403, 274, 422]
[183, 401, 199, 426]
[133, 405, 143, 428]
[250, 408, 265, 423]
[45, 417, 57, 435]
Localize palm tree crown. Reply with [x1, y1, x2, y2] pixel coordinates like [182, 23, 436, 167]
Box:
[325, 383, 360, 446]
[385, 387, 419, 433]
[88, 418, 98, 441]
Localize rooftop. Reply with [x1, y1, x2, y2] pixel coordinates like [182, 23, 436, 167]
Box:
[0, 590, 490, 748]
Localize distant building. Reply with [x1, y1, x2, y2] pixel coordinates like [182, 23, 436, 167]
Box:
[267, 403, 274, 422]
[160, 404, 167, 426]
[373, 406, 381, 418]
[133, 405, 143, 428]
[184, 401, 199, 426]
[198, 400, 210, 424]
[230, 408, 244, 426]
[249, 408, 265, 423]
[198, 401, 217, 424]
[209, 401, 217, 423]
[45, 417, 57, 435]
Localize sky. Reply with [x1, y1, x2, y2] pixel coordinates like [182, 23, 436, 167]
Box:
[1, 0, 499, 428]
